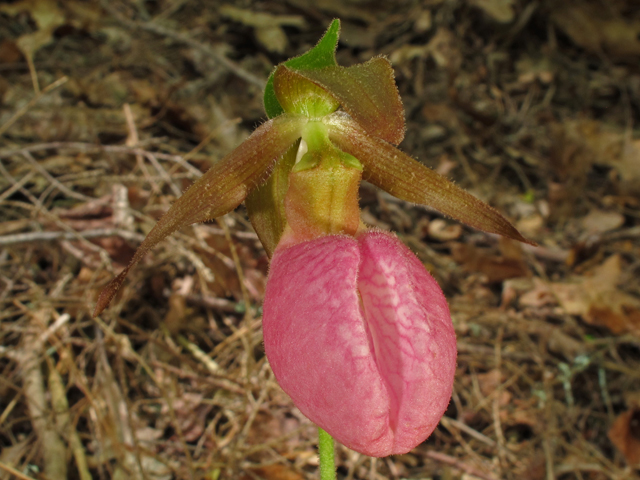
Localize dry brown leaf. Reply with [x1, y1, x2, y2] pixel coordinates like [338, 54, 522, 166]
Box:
[477, 369, 503, 396]
[587, 293, 640, 335]
[91, 237, 137, 267]
[220, 6, 306, 54]
[427, 218, 463, 241]
[551, 119, 640, 196]
[581, 209, 625, 234]
[242, 465, 306, 480]
[518, 278, 557, 308]
[0, 0, 65, 60]
[583, 254, 627, 289]
[608, 409, 640, 466]
[551, 3, 640, 58]
[516, 56, 554, 85]
[499, 236, 525, 261]
[451, 243, 530, 283]
[163, 294, 187, 335]
[427, 28, 462, 71]
[0, 39, 23, 64]
[552, 283, 591, 316]
[553, 255, 640, 335]
[468, 0, 516, 23]
[516, 213, 544, 237]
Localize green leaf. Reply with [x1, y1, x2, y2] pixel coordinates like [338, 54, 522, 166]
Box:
[327, 113, 535, 245]
[264, 19, 340, 118]
[94, 114, 306, 316]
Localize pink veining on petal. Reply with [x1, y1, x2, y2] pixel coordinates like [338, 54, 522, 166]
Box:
[357, 230, 456, 455]
[262, 231, 456, 457]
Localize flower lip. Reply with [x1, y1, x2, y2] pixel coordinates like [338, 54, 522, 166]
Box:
[262, 230, 456, 457]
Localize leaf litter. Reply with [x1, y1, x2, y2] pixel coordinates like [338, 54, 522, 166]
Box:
[1, 0, 640, 479]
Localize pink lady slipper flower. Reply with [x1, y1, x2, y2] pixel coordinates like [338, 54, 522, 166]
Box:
[263, 231, 456, 457]
[94, 20, 532, 457]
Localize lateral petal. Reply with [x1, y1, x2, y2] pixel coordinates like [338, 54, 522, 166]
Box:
[326, 113, 534, 245]
[94, 114, 306, 316]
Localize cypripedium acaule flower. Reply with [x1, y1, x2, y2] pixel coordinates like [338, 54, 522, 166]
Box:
[94, 19, 532, 458]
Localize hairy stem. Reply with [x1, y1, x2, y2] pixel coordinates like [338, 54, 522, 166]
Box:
[318, 428, 336, 480]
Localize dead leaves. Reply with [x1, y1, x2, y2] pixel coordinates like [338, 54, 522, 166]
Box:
[500, 250, 640, 339]
[609, 408, 640, 466]
[508, 254, 640, 337]
[551, 2, 640, 58]
[552, 255, 640, 336]
[549, 119, 640, 221]
[220, 6, 306, 54]
[451, 239, 530, 284]
[569, 120, 640, 190]
[389, 28, 462, 73]
[0, 0, 65, 69]
[581, 209, 625, 235]
[468, 0, 516, 24]
[241, 465, 306, 480]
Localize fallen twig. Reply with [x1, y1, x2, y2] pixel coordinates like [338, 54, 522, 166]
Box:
[0, 228, 145, 246]
[425, 451, 500, 480]
[99, 0, 265, 89]
[0, 461, 38, 480]
[17, 310, 68, 480]
[0, 76, 68, 137]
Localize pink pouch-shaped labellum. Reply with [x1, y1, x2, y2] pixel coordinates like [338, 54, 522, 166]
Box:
[262, 230, 456, 457]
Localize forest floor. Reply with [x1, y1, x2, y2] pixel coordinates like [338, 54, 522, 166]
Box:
[1, 0, 640, 479]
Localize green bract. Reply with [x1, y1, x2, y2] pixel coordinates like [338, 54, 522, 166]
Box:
[94, 19, 532, 317]
[263, 19, 340, 119]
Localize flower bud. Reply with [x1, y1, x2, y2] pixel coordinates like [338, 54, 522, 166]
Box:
[262, 230, 456, 457]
